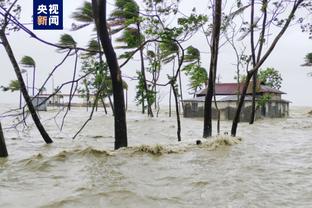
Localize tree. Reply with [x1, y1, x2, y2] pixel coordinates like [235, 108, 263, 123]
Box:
[0, 1, 53, 144]
[0, 122, 8, 157]
[72, 3, 115, 114]
[57, 34, 78, 111]
[231, 0, 305, 137]
[111, 0, 154, 117]
[91, 0, 127, 149]
[20, 55, 36, 96]
[258, 67, 282, 89]
[1, 79, 22, 108]
[203, 0, 222, 138]
[182, 46, 208, 96]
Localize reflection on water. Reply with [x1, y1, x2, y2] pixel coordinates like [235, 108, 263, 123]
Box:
[1, 106, 312, 207]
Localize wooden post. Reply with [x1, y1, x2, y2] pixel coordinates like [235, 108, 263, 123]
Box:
[0, 122, 8, 157]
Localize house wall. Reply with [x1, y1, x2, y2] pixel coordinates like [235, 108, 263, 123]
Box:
[182, 100, 289, 121]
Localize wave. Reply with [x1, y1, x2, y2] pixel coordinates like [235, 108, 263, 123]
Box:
[198, 135, 242, 150]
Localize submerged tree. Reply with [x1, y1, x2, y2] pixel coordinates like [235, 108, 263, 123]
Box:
[231, 0, 305, 136]
[203, 0, 222, 138]
[20, 55, 36, 96]
[91, 0, 127, 149]
[0, 1, 53, 144]
[0, 122, 8, 157]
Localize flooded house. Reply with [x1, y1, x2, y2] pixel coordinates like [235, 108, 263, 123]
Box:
[182, 83, 290, 122]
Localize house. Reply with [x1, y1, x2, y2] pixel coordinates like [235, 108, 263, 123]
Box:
[181, 82, 290, 121]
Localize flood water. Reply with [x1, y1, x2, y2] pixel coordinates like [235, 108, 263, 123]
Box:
[1, 105, 312, 208]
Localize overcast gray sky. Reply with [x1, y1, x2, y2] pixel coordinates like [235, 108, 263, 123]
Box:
[1, 0, 312, 107]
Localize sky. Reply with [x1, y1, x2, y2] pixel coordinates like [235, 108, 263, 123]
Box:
[0, 0, 312, 107]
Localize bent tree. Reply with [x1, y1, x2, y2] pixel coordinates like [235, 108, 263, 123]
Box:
[91, 0, 127, 149]
[0, 1, 53, 144]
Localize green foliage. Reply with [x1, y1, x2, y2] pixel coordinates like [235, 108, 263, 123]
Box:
[183, 63, 208, 92]
[184, 46, 200, 62]
[20, 56, 35, 68]
[1, 80, 20, 92]
[258, 67, 282, 89]
[257, 94, 272, 108]
[182, 46, 207, 93]
[304, 53, 312, 66]
[135, 72, 155, 108]
[80, 58, 112, 98]
[112, 0, 139, 20]
[71, 1, 93, 23]
[58, 34, 77, 48]
[82, 39, 101, 58]
[159, 40, 179, 63]
[80, 58, 128, 99]
[116, 28, 143, 48]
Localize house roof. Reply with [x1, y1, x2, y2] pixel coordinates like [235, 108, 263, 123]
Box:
[196, 83, 285, 97]
[182, 95, 291, 103]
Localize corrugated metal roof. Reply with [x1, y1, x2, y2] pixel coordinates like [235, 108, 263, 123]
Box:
[196, 83, 285, 96]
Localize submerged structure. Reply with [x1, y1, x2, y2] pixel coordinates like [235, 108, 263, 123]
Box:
[182, 83, 290, 121]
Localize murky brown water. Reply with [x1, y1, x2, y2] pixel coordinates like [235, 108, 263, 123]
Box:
[1, 106, 312, 208]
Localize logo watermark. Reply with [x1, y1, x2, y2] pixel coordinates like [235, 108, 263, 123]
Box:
[33, 0, 63, 30]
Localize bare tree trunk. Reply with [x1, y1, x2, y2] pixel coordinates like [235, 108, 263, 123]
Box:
[169, 85, 172, 117]
[125, 89, 128, 111]
[203, 0, 222, 138]
[92, 0, 127, 149]
[32, 66, 35, 96]
[250, 72, 257, 124]
[19, 90, 22, 109]
[171, 81, 181, 142]
[0, 31, 53, 144]
[231, 72, 253, 136]
[101, 97, 107, 114]
[0, 122, 8, 157]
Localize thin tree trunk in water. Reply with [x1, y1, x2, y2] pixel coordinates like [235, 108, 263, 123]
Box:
[203, 0, 222, 138]
[231, 72, 253, 136]
[68, 49, 78, 111]
[101, 97, 107, 114]
[137, 23, 153, 117]
[32, 66, 35, 96]
[249, 0, 257, 124]
[125, 89, 128, 111]
[250, 0, 267, 124]
[171, 82, 181, 142]
[107, 95, 114, 115]
[141, 91, 145, 114]
[169, 85, 172, 117]
[250, 72, 257, 124]
[178, 70, 183, 113]
[169, 59, 175, 117]
[92, 0, 127, 149]
[0, 122, 8, 157]
[0, 31, 53, 144]
[19, 90, 22, 109]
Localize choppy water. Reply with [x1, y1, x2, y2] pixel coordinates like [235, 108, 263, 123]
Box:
[1, 106, 312, 208]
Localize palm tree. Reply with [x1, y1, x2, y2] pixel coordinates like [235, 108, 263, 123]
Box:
[1, 79, 22, 108]
[57, 34, 77, 110]
[20, 56, 36, 96]
[111, 0, 155, 117]
[71, 1, 93, 30]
